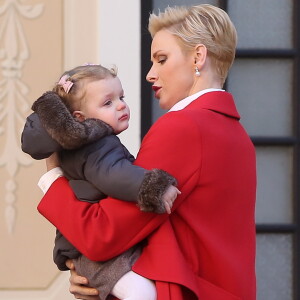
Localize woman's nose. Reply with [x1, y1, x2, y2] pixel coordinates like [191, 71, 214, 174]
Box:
[146, 66, 157, 83]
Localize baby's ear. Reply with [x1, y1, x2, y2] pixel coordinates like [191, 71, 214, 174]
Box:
[72, 111, 85, 122]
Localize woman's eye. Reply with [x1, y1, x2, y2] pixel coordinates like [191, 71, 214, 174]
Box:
[158, 56, 167, 64]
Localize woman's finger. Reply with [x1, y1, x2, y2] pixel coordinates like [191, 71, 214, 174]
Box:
[66, 259, 75, 270]
[70, 286, 99, 299]
[67, 262, 99, 299]
[69, 276, 99, 299]
[69, 269, 89, 286]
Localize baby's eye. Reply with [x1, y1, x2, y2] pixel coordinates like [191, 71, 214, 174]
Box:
[120, 95, 125, 101]
[104, 100, 112, 106]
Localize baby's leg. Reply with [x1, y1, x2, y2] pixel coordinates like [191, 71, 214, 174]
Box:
[111, 270, 157, 300]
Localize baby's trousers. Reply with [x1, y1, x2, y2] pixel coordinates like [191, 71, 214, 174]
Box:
[73, 245, 156, 300]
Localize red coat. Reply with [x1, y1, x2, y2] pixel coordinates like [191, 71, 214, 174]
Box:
[38, 91, 256, 300]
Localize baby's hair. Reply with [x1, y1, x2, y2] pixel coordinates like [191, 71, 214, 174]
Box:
[53, 64, 118, 112]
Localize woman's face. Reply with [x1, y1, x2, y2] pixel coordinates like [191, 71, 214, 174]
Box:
[146, 29, 196, 110]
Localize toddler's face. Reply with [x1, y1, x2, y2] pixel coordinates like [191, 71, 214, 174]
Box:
[80, 77, 130, 134]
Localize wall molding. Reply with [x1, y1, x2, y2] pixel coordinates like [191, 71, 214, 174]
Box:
[0, 0, 44, 234]
[0, 273, 73, 300]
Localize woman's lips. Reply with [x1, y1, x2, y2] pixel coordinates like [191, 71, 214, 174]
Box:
[152, 86, 161, 98]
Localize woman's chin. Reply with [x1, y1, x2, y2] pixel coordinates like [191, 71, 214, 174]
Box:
[158, 101, 172, 111]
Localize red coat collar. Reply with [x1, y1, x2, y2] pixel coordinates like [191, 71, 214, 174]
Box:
[192, 91, 240, 120]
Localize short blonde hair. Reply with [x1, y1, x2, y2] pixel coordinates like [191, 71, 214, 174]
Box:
[148, 4, 237, 85]
[53, 64, 118, 112]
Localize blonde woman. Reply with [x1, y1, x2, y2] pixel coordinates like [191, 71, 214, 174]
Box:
[37, 4, 256, 300]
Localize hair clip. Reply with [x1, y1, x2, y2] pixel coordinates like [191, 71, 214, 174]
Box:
[58, 75, 74, 93]
[83, 62, 98, 66]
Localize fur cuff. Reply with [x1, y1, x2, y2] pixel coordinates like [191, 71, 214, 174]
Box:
[32, 91, 114, 149]
[137, 169, 177, 214]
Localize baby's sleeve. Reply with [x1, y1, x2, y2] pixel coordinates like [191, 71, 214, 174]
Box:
[84, 136, 176, 213]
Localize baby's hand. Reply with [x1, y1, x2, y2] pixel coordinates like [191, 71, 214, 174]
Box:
[162, 185, 181, 214]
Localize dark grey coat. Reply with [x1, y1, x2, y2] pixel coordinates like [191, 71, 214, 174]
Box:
[21, 91, 176, 300]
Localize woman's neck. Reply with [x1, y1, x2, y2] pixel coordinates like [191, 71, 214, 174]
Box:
[189, 76, 222, 96]
[190, 57, 223, 95]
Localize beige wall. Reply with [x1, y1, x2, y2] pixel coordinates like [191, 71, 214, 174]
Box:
[0, 0, 141, 297]
[0, 0, 103, 298]
[98, 0, 141, 156]
[0, 0, 141, 298]
[0, 0, 63, 290]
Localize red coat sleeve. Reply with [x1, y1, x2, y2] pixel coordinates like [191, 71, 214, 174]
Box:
[37, 112, 201, 261]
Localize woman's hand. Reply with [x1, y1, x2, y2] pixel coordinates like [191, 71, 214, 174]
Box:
[66, 260, 99, 299]
[46, 152, 60, 171]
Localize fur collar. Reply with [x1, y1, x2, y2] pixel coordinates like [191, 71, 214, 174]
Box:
[32, 91, 114, 149]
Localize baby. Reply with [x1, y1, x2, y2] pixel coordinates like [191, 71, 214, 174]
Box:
[21, 64, 180, 300]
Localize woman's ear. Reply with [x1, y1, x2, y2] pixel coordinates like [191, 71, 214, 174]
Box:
[72, 111, 85, 122]
[194, 44, 207, 69]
